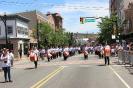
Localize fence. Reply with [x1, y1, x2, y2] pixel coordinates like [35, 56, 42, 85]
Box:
[118, 50, 133, 66]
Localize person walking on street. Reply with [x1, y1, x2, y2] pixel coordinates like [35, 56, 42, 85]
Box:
[84, 45, 88, 60]
[103, 45, 111, 65]
[63, 46, 69, 61]
[0, 48, 13, 82]
[47, 48, 52, 62]
[29, 48, 38, 68]
[9, 50, 14, 67]
[40, 48, 45, 60]
[18, 48, 22, 59]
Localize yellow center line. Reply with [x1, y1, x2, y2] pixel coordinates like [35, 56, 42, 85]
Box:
[36, 67, 64, 88]
[30, 67, 64, 88]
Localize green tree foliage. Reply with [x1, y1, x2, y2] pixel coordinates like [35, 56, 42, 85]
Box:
[97, 15, 118, 44]
[37, 22, 70, 48]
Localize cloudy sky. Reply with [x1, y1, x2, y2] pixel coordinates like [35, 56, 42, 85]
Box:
[0, 0, 109, 33]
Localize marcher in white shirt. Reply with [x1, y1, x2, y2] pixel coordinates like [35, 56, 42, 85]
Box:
[47, 48, 52, 62]
[34, 47, 39, 58]
[63, 46, 69, 60]
[29, 48, 38, 68]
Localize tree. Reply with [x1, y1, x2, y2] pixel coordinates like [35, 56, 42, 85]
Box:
[35, 22, 71, 48]
[97, 15, 118, 44]
[38, 22, 53, 48]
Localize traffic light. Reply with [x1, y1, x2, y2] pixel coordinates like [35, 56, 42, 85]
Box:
[80, 17, 84, 24]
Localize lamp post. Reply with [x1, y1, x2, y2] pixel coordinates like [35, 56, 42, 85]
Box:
[0, 13, 8, 48]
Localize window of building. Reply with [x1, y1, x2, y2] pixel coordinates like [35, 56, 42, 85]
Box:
[7, 26, 13, 35]
[17, 26, 28, 35]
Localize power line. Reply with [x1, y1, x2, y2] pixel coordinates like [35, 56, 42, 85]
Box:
[0, 1, 110, 10]
[0, 1, 33, 5]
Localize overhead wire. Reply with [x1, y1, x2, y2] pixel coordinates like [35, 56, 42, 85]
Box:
[0, 1, 110, 10]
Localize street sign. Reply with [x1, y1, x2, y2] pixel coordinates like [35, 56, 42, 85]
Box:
[85, 18, 96, 22]
[79, 16, 101, 24]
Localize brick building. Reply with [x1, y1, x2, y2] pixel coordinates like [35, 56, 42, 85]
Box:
[47, 12, 63, 32]
[110, 0, 133, 41]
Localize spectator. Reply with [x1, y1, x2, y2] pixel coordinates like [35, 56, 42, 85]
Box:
[0, 48, 13, 82]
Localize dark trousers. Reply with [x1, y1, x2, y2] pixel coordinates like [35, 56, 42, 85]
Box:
[104, 56, 110, 65]
[2, 67, 11, 81]
[84, 55, 88, 59]
[34, 61, 38, 68]
[59, 52, 62, 57]
[98, 52, 101, 59]
[63, 55, 68, 61]
[47, 57, 50, 62]
[19, 53, 22, 59]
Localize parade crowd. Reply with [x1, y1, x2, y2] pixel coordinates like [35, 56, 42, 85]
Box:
[0, 42, 132, 83]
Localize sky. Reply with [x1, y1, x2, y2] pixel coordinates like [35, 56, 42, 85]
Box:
[0, 0, 109, 33]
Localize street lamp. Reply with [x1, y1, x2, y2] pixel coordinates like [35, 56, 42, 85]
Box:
[0, 13, 8, 48]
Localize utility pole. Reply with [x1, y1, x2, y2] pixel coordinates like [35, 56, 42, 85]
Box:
[37, 20, 40, 49]
[0, 13, 8, 48]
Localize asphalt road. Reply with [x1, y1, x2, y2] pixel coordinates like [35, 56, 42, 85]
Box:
[0, 54, 133, 88]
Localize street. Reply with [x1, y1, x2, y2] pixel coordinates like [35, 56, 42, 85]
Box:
[0, 54, 133, 88]
[0, 0, 133, 88]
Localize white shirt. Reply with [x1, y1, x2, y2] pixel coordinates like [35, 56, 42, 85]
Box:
[34, 49, 39, 56]
[40, 49, 45, 54]
[0, 54, 12, 67]
[64, 48, 69, 52]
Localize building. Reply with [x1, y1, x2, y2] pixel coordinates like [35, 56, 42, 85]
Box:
[110, 0, 133, 41]
[47, 12, 63, 32]
[17, 11, 63, 48]
[0, 14, 29, 58]
[46, 12, 56, 31]
[17, 10, 49, 48]
[109, 0, 117, 14]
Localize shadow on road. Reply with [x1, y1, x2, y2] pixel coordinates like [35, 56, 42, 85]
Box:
[0, 81, 7, 83]
[24, 67, 35, 70]
[97, 64, 106, 66]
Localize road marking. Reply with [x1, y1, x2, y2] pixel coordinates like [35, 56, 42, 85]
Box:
[30, 67, 64, 88]
[109, 66, 131, 88]
[37, 67, 64, 88]
[61, 66, 69, 68]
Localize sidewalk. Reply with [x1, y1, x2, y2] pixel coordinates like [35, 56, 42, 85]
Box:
[109, 56, 133, 87]
[13, 56, 30, 65]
